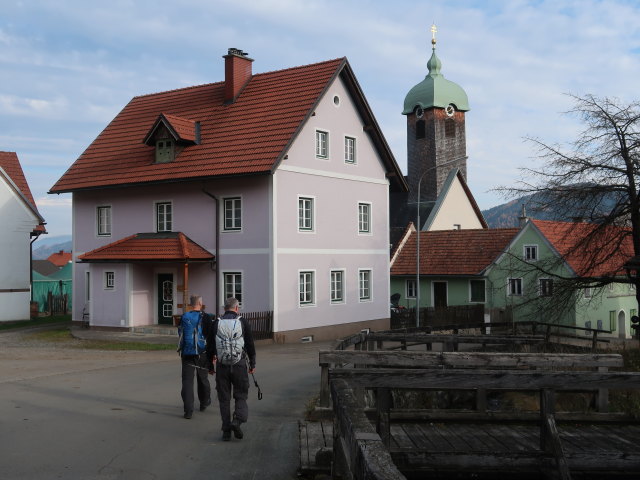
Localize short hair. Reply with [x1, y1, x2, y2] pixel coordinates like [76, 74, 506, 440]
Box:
[224, 297, 239, 310]
[190, 295, 202, 307]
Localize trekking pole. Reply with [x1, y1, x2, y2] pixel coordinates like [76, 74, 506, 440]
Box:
[246, 357, 263, 400]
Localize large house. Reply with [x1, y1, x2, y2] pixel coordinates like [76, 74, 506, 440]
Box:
[49, 49, 407, 342]
[0, 151, 46, 321]
[390, 218, 637, 338]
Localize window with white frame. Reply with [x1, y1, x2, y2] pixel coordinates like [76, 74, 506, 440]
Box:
[539, 278, 553, 297]
[224, 272, 242, 305]
[315, 130, 328, 158]
[470, 280, 486, 302]
[330, 270, 344, 304]
[359, 269, 371, 301]
[156, 202, 172, 232]
[104, 271, 115, 290]
[299, 271, 315, 306]
[298, 197, 314, 231]
[507, 278, 523, 296]
[223, 197, 242, 231]
[584, 287, 593, 298]
[344, 136, 356, 163]
[609, 310, 616, 331]
[524, 245, 538, 261]
[406, 279, 417, 299]
[97, 206, 111, 236]
[358, 203, 371, 234]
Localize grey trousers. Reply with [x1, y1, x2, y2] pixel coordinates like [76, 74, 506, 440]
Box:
[181, 354, 211, 414]
[215, 362, 249, 430]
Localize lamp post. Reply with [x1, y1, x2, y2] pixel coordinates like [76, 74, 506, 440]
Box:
[415, 158, 461, 328]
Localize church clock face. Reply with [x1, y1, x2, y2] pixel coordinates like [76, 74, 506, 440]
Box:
[415, 106, 424, 118]
[445, 104, 455, 117]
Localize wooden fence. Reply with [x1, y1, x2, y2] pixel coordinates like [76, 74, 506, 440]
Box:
[242, 310, 273, 340]
[47, 292, 68, 315]
[390, 304, 487, 329]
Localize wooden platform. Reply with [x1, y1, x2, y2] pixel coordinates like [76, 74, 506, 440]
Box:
[299, 420, 333, 476]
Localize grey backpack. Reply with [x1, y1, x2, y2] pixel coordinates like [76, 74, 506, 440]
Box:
[215, 317, 244, 365]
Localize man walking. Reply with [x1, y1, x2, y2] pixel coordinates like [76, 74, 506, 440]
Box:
[178, 295, 212, 419]
[208, 297, 256, 441]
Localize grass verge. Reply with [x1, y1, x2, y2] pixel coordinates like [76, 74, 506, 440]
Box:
[0, 315, 72, 331]
[27, 327, 175, 351]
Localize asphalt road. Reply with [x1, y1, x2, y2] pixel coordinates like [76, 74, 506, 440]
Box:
[0, 329, 328, 479]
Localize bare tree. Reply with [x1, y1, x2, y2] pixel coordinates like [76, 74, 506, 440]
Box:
[498, 94, 640, 312]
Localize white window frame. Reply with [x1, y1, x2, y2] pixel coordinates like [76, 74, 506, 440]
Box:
[344, 136, 356, 164]
[539, 278, 553, 297]
[222, 196, 242, 232]
[358, 202, 372, 235]
[315, 129, 329, 159]
[299, 270, 316, 307]
[155, 201, 172, 233]
[358, 269, 372, 302]
[469, 279, 486, 303]
[223, 271, 243, 307]
[330, 269, 345, 304]
[524, 244, 538, 262]
[406, 279, 417, 299]
[298, 196, 315, 232]
[507, 278, 523, 296]
[97, 205, 112, 237]
[584, 287, 593, 298]
[104, 271, 115, 290]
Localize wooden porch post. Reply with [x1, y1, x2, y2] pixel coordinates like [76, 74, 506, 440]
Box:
[183, 262, 189, 313]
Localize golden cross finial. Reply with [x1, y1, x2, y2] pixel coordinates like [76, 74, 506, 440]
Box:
[431, 23, 437, 47]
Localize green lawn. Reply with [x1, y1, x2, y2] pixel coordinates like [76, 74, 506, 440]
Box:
[27, 327, 175, 351]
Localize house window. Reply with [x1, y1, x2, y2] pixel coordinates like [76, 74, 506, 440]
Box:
[416, 120, 425, 139]
[299, 271, 315, 306]
[406, 279, 417, 299]
[155, 139, 174, 163]
[470, 280, 486, 303]
[508, 278, 522, 296]
[584, 287, 592, 298]
[539, 278, 553, 297]
[631, 308, 637, 320]
[97, 206, 111, 236]
[524, 245, 538, 261]
[358, 203, 371, 234]
[359, 269, 371, 301]
[330, 270, 344, 304]
[609, 311, 616, 331]
[224, 272, 242, 306]
[104, 271, 114, 290]
[298, 197, 314, 232]
[315, 130, 328, 158]
[223, 197, 242, 231]
[156, 202, 172, 232]
[344, 136, 356, 164]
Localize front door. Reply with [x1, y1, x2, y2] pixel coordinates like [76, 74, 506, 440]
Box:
[157, 273, 174, 325]
[433, 282, 447, 309]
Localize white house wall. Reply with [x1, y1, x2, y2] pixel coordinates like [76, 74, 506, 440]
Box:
[428, 176, 484, 231]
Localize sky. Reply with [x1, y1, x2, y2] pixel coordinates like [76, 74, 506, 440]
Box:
[1, 0, 639, 237]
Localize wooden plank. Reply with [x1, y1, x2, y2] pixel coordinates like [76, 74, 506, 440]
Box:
[331, 369, 640, 390]
[542, 414, 572, 480]
[365, 333, 545, 345]
[456, 422, 507, 453]
[319, 365, 330, 408]
[390, 424, 414, 449]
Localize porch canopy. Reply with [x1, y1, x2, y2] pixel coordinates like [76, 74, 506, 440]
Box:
[78, 232, 214, 263]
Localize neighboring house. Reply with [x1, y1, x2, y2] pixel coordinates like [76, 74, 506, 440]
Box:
[33, 259, 60, 277]
[0, 151, 46, 321]
[49, 49, 407, 341]
[32, 262, 72, 313]
[391, 219, 637, 338]
[47, 250, 72, 268]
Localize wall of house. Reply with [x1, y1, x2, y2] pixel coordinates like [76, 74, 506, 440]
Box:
[273, 75, 391, 339]
[87, 264, 128, 327]
[427, 178, 484, 231]
[390, 276, 484, 309]
[0, 176, 40, 321]
[576, 283, 637, 339]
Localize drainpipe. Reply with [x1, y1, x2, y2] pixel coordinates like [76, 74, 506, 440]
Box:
[202, 188, 220, 315]
[29, 232, 43, 303]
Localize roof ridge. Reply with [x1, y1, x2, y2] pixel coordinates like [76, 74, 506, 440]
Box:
[251, 57, 345, 78]
[133, 81, 223, 99]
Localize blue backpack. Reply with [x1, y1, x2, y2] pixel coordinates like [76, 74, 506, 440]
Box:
[178, 311, 207, 356]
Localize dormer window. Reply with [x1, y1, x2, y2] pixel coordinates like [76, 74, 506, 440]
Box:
[156, 139, 174, 163]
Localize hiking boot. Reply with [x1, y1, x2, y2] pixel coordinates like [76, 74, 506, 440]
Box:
[199, 401, 211, 412]
[231, 420, 243, 439]
[222, 430, 231, 441]
[183, 411, 193, 419]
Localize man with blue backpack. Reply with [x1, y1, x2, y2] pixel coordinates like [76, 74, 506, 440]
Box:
[207, 297, 256, 441]
[177, 295, 213, 419]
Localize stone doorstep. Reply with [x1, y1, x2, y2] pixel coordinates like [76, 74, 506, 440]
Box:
[130, 325, 178, 336]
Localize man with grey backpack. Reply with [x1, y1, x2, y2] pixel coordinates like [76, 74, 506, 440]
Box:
[207, 297, 256, 441]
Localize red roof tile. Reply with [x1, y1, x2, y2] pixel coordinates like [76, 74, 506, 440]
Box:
[391, 228, 519, 276]
[50, 58, 355, 192]
[531, 219, 633, 277]
[0, 151, 37, 208]
[78, 232, 214, 262]
[47, 250, 72, 267]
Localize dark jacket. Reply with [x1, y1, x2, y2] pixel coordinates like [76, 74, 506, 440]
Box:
[207, 311, 256, 369]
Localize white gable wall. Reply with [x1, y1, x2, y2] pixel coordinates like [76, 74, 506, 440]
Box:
[0, 175, 40, 321]
[427, 176, 483, 231]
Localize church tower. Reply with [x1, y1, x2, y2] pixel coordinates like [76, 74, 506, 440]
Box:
[403, 26, 470, 205]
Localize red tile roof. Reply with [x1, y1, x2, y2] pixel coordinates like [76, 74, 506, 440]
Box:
[531, 219, 633, 277]
[47, 250, 72, 267]
[50, 58, 406, 193]
[391, 228, 519, 276]
[0, 151, 37, 209]
[78, 232, 214, 262]
[143, 113, 197, 144]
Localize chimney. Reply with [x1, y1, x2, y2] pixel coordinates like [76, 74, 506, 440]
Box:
[224, 48, 253, 103]
[518, 204, 528, 228]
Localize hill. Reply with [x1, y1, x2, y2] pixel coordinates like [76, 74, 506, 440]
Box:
[33, 236, 72, 260]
